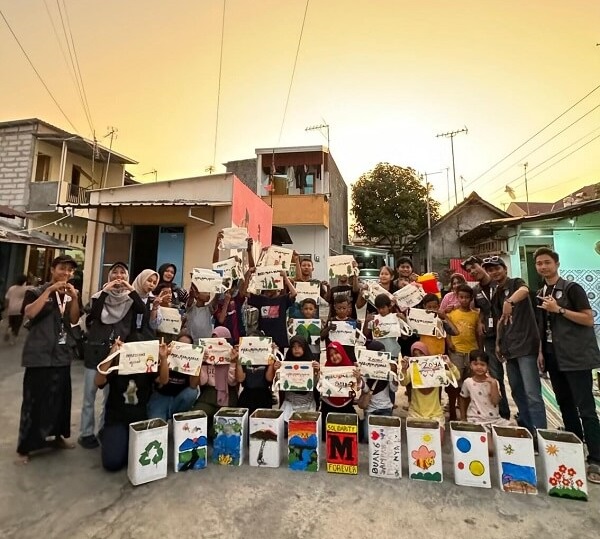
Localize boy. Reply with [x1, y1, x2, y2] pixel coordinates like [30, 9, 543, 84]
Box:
[366, 293, 404, 360]
[321, 295, 360, 362]
[326, 261, 360, 319]
[290, 298, 322, 359]
[185, 284, 218, 342]
[446, 284, 482, 420]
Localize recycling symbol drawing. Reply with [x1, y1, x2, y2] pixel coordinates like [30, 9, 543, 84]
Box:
[139, 440, 164, 466]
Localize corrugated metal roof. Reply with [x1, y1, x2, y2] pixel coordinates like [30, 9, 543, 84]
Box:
[0, 223, 70, 248]
[0, 205, 27, 219]
[57, 200, 231, 209]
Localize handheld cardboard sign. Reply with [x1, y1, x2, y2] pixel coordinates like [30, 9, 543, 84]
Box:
[219, 227, 248, 250]
[260, 246, 294, 271]
[97, 340, 160, 375]
[406, 308, 446, 338]
[198, 338, 232, 364]
[273, 361, 315, 391]
[371, 313, 411, 338]
[294, 281, 321, 304]
[393, 284, 426, 310]
[356, 348, 400, 382]
[317, 366, 358, 398]
[408, 355, 457, 388]
[327, 255, 358, 279]
[157, 307, 182, 335]
[168, 342, 205, 376]
[239, 336, 273, 366]
[289, 318, 321, 347]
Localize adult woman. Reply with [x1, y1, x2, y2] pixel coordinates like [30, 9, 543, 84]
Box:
[3, 274, 29, 345]
[440, 272, 467, 313]
[130, 269, 161, 341]
[157, 263, 188, 309]
[78, 262, 145, 449]
[17, 255, 80, 464]
[356, 265, 399, 314]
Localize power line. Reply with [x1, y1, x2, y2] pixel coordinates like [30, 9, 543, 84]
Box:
[211, 0, 226, 172]
[0, 7, 79, 133]
[464, 82, 600, 191]
[278, 0, 310, 144]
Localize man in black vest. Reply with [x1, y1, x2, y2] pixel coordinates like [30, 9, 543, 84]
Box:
[535, 247, 600, 484]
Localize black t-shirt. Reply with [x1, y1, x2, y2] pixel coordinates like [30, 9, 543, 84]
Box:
[329, 285, 359, 319]
[103, 372, 155, 426]
[155, 370, 190, 397]
[248, 293, 294, 350]
[473, 280, 497, 338]
[242, 365, 269, 389]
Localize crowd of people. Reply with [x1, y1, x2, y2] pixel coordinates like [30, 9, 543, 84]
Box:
[7, 234, 600, 485]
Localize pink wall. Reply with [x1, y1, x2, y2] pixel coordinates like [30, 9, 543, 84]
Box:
[231, 177, 272, 246]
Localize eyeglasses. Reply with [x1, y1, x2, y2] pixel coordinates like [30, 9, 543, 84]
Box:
[482, 256, 503, 265]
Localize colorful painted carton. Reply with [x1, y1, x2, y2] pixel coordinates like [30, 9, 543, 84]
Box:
[127, 418, 168, 486]
[172, 410, 208, 473]
[492, 425, 537, 495]
[537, 429, 588, 501]
[368, 416, 402, 479]
[249, 409, 285, 468]
[212, 407, 249, 466]
[450, 421, 491, 488]
[406, 418, 443, 482]
[326, 413, 359, 474]
[288, 411, 321, 472]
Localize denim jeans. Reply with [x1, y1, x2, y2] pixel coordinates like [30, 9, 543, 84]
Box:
[485, 338, 510, 419]
[147, 387, 199, 421]
[79, 367, 107, 438]
[505, 355, 547, 436]
[364, 408, 393, 441]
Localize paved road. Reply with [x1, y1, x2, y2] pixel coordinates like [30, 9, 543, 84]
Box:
[0, 333, 598, 539]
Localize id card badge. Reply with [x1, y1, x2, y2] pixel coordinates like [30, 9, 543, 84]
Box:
[488, 317, 494, 329]
[546, 328, 553, 343]
[58, 323, 67, 345]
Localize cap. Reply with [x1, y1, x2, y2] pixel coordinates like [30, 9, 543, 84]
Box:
[108, 261, 129, 273]
[481, 256, 507, 269]
[460, 255, 482, 270]
[51, 254, 78, 269]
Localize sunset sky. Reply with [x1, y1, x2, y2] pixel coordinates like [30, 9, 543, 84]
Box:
[1, 0, 599, 212]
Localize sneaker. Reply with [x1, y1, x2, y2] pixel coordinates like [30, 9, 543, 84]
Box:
[78, 435, 99, 449]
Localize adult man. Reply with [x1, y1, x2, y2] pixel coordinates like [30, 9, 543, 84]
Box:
[534, 247, 600, 483]
[290, 252, 327, 318]
[484, 256, 547, 437]
[394, 257, 415, 287]
[461, 256, 510, 419]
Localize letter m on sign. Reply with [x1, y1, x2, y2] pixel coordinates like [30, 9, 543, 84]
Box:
[326, 432, 358, 468]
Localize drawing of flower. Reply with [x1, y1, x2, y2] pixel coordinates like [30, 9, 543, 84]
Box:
[576, 479, 584, 488]
[567, 467, 576, 477]
[562, 479, 570, 487]
[503, 444, 515, 455]
[218, 454, 233, 465]
[553, 471, 562, 480]
[549, 477, 558, 486]
[545, 443, 559, 456]
[558, 464, 567, 474]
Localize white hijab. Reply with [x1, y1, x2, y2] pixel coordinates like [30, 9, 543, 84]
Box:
[133, 269, 159, 300]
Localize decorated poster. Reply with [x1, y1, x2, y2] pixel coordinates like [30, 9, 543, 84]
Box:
[327, 255, 358, 279]
[363, 281, 395, 306]
[371, 313, 411, 338]
[260, 246, 294, 270]
[294, 281, 321, 304]
[406, 308, 445, 338]
[289, 318, 321, 347]
[212, 257, 243, 281]
[198, 338, 232, 364]
[220, 227, 248, 250]
[191, 268, 226, 294]
[275, 361, 315, 391]
[393, 284, 426, 310]
[97, 340, 160, 375]
[356, 348, 398, 381]
[168, 342, 205, 376]
[317, 366, 358, 398]
[252, 265, 284, 291]
[328, 319, 359, 347]
[157, 307, 182, 335]
[239, 336, 273, 366]
[326, 413, 359, 474]
[408, 355, 457, 388]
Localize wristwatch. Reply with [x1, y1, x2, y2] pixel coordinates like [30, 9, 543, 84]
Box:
[558, 307, 566, 315]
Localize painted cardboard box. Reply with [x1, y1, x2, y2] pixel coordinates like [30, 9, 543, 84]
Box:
[450, 421, 491, 488]
[172, 410, 208, 473]
[249, 409, 285, 468]
[492, 425, 537, 495]
[128, 418, 168, 486]
[288, 411, 321, 472]
[537, 429, 588, 501]
[212, 407, 249, 466]
[368, 416, 402, 479]
[406, 418, 443, 482]
[326, 413, 359, 474]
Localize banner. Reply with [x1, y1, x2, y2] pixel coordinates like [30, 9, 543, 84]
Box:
[294, 281, 321, 304]
[168, 341, 205, 376]
[363, 281, 395, 307]
[274, 361, 315, 391]
[327, 255, 358, 279]
[157, 307, 182, 335]
[260, 246, 294, 271]
[198, 338, 232, 364]
[191, 268, 227, 295]
[220, 227, 248, 250]
[393, 284, 426, 310]
[238, 336, 273, 366]
[212, 257, 243, 281]
[317, 366, 358, 398]
[97, 340, 160, 375]
[370, 313, 411, 339]
[356, 348, 399, 381]
[406, 308, 445, 338]
[408, 355, 457, 388]
[289, 318, 321, 347]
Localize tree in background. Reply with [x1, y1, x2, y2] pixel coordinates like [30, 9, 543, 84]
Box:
[351, 163, 441, 256]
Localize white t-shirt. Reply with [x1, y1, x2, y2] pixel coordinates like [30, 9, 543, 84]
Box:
[460, 377, 507, 426]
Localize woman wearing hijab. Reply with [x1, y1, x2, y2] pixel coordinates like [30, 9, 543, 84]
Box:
[157, 263, 188, 309]
[78, 262, 145, 449]
[129, 269, 161, 341]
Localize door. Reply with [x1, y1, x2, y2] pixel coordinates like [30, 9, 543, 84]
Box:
[157, 226, 185, 286]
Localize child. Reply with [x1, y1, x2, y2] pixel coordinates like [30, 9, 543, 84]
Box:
[146, 332, 200, 420]
[95, 338, 169, 472]
[289, 298, 322, 359]
[319, 342, 362, 437]
[439, 273, 467, 313]
[400, 341, 460, 443]
[459, 350, 511, 453]
[326, 263, 360, 320]
[446, 283, 482, 420]
[234, 343, 277, 415]
[185, 284, 218, 342]
[367, 293, 404, 360]
[321, 295, 361, 362]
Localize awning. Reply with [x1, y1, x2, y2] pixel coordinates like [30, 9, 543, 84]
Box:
[0, 205, 27, 219]
[0, 223, 70, 248]
[57, 199, 232, 209]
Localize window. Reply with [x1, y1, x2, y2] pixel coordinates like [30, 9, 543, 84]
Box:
[34, 154, 51, 181]
[70, 166, 81, 199]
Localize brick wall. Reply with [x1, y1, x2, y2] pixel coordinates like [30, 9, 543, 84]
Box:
[0, 124, 35, 212]
[224, 158, 258, 193]
[327, 154, 349, 254]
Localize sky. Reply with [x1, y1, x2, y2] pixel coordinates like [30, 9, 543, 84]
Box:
[1, 0, 599, 213]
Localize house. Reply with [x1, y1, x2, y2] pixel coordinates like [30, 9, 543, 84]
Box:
[506, 182, 599, 216]
[58, 173, 272, 301]
[411, 192, 509, 275]
[0, 118, 137, 289]
[225, 145, 348, 279]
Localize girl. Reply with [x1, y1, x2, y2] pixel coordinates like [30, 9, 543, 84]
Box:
[157, 263, 188, 309]
[439, 273, 466, 313]
[356, 265, 399, 314]
[400, 341, 460, 443]
[147, 332, 200, 420]
[275, 336, 320, 430]
[79, 262, 145, 450]
[234, 342, 277, 415]
[95, 338, 169, 472]
[319, 342, 362, 437]
[130, 269, 161, 341]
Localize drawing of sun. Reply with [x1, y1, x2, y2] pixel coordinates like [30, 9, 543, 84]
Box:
[546, 444, 559, 456]
[503, 444, 515, 455]
[421, 433, 433, 443]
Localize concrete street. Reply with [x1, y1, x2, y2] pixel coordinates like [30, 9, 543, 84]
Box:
[0, 333, 598, 539]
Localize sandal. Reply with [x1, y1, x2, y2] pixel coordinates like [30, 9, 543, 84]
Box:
[51, 437, 76, 450]
[587, 463, 600, 485]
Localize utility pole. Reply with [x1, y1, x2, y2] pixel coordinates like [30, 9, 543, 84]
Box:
[102, 126, 117, 188]
[522, 162, 530, 215]
[436, 127, 468, 207]
[422, 170, 443, 272]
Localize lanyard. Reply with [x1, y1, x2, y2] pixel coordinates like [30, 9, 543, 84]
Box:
[55, 291, 68, 318]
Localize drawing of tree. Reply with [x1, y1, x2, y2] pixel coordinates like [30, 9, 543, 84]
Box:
[251, 429, 278, 466]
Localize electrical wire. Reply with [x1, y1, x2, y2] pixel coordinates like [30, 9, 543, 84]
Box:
[212, 0, 226, 171]
[0, 7, 79, 133]
[278, 0, 310, 144]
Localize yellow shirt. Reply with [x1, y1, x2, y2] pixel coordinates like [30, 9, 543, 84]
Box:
[447, 309, 479, 354]
[420, 335, 446, 356]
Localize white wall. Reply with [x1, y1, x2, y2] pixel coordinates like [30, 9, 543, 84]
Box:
[285, 225, 329, 279]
